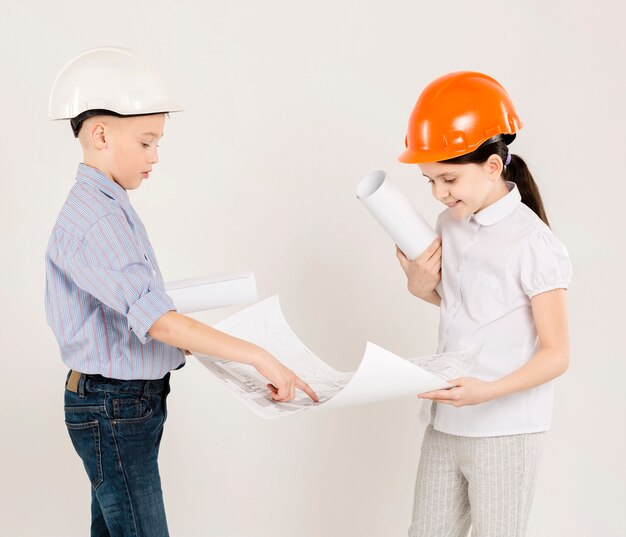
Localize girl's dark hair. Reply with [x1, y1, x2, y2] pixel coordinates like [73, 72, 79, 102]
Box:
[441, 135, 550, 227]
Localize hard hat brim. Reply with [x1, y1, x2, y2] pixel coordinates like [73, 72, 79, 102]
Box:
[49, 103, 184, 121]
[398, 132, 519, 164]
[398, 146, 478, 164]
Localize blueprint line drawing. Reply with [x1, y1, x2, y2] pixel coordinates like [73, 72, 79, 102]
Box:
[193, 296, 474, 419]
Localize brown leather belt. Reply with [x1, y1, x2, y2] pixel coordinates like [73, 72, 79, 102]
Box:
[66, 370, 82, 393]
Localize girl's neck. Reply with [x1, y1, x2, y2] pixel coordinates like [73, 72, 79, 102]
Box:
[477, 179, 510, 213]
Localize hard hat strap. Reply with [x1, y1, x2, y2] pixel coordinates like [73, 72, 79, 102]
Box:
[70, 109, 166, 138]
[71, 109, 124, 138]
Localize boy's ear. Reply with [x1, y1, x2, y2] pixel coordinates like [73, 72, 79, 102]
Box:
[89, 121, 108, 149]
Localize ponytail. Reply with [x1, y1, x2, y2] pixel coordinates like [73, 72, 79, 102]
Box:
[441, 136, 550, 227]
[504, 154, 550, 227]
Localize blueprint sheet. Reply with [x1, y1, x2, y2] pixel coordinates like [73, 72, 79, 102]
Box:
[193, 296, 473, 419]
[165, 271, 257, 313]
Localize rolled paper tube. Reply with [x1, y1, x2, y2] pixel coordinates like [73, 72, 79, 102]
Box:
[357, 170, 437, 261]
[165, 271, 258, 313]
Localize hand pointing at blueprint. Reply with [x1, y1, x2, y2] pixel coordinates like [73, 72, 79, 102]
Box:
[192, 296, 474, 419]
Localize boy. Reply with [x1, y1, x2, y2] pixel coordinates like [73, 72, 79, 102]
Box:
[46, 47, 318, 537]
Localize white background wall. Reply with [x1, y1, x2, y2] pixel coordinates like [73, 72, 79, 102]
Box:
[1, 1, 624, 535]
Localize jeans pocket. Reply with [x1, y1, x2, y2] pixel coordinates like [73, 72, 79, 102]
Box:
[65, 420, 104, 490]
[107, 393, 154, 424]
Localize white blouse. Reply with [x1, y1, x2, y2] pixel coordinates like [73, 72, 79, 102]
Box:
[433, 182, 572, 437]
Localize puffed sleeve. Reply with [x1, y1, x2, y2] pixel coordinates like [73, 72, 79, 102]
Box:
[519, 230, 572, 298]
[66, 213, 176, 344]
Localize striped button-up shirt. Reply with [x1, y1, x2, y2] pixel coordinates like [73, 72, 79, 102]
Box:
[45, 163, 185, 379]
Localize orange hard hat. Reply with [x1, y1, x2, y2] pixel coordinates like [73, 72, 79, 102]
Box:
[398, 71, 522, 163]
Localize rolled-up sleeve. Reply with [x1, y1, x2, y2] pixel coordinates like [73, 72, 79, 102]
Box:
[66, 213, 175, 344]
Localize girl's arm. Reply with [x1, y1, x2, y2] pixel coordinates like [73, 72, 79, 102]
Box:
[491, 288, 569, 397]
[396, 238, 442, 306]
[419, 288, 569, 406]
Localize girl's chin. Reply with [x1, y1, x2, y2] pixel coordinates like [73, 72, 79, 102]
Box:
[448, 202, 470, 220]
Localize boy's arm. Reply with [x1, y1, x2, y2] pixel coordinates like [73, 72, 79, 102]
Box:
[148, 312, 319, 403]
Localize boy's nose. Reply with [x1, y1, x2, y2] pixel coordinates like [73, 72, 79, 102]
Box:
[149, 149, 159, 164]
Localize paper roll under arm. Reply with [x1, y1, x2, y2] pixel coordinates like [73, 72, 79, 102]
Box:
[165, 271, 258, 313]
[357, 170, 437, 261]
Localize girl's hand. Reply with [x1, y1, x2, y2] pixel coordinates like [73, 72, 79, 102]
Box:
[418, 377, 497, 407]
[253, 351, 319, 403]
[396, 238, 442, 300]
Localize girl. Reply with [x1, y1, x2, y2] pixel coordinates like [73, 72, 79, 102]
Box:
[396, 72, 572, 537]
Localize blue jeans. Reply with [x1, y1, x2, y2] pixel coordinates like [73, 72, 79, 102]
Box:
[64, 371, 171, 537]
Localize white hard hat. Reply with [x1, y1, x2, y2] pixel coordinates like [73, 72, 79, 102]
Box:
[49, 46, 183, 125]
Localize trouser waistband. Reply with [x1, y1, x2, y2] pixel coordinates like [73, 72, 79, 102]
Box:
[65, 370, 170, 398]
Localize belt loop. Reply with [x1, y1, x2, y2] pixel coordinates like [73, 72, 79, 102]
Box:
[164, 372, 171, 396]
[142, 380, 151, 398]
[78, 372, 87, 398]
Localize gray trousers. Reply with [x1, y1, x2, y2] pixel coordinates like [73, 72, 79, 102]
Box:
[408, 419, 546, 537]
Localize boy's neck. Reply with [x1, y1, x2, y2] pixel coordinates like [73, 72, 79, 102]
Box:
[82, 158, 116, 185]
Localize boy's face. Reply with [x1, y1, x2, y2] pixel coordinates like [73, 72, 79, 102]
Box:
[95, 114, 166, 191]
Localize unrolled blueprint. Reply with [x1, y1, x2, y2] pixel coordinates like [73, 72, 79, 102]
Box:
[193, 296, 473, 419]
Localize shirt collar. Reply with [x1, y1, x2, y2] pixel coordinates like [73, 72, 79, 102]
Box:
[471, 181, 521, 227]
[75, 163, 130, 206]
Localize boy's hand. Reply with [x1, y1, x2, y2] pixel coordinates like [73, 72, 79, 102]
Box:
[417, 377, 496, 407]
[396, 237, 442, 299]
[253, 352, 319, 403]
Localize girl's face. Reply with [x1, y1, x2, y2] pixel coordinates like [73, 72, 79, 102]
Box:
[418, 156, 506, 220]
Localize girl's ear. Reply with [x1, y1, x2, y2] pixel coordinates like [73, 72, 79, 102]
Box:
[485, 154, 504, 181]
